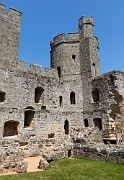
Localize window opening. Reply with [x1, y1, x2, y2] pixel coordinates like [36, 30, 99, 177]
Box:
[64, 120, 69, 134]
[24, 107, 35, 128]
[57, 66, 61, 78]
[59, 96, 63, 107]
[92, 89, 99, 102]
[84, 119, 89, 127]
[3, 120, 19, 137]
[70, 92, 76, 104]
[35, 87, 44, 103]
[92, 63, 96, 77]
[93, 118, 102, 131]
[72, 54, 76, 63]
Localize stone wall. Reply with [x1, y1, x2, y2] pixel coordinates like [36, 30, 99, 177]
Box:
[73, 143, 124, 164]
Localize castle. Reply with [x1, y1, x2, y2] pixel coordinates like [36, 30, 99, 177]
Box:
[0, 3, 124, 173]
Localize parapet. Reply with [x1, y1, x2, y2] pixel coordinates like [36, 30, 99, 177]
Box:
[45, 67, 58, 78]
[18, 60, 27, 71]
[0, 3, 22, 20]
[30, 64, 42, 74]
[0, 3, 5, 11]
[78, 16, 94, 30]
[9, 7, 22, 17]
[50, 32, 79, 47]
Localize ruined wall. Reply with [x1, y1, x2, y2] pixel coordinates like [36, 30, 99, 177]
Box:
[0, 64, 64, 140]
[91, 70, 124, 141]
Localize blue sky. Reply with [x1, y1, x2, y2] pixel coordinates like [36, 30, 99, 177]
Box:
[1, 0, 124, 74]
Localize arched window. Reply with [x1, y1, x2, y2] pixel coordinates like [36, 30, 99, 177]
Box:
[57, 66, 61, 78]
[92, 63, 96, 77]
[59, 96, 63, 107]
[64, 120, 69, 134]
[92, 89, 99, 102]
[84, 119, 89, 127]
[70, 92, 76, 104]
[3, 120, 19, 137]
[35, 87, 44, 103]
[24, 107, 35, 128]
[93, 118, 102, 131]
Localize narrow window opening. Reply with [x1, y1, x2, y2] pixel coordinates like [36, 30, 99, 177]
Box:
[0, 91, 6, 102]
[84, 119, 89, 127]
[70, 92, 76, 104]
[92, 89, 99, 102]
[64, 120, 69, 134]
[72, 54, 76, 63]
[57, 66, 61, 78]
[68, 150, 71, 157]
[93, 118, 102, 131]
[35, 87, 44, 103]
[24, 107, 35, 128]
[92, 63, 96, 77]
[59, 96, 63, 107]
[3, 120, 19, 137]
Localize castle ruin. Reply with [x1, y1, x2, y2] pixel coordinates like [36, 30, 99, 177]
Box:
[0, 3, 124, 173]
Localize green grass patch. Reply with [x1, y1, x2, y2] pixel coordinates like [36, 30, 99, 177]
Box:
[0, 158, 124, 180]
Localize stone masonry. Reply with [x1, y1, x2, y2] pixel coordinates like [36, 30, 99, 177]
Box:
[0, 3, 124, 173]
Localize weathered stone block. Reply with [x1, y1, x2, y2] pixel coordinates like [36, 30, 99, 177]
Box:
[38, 159, 49, 170]
[16, 161, 28, 173]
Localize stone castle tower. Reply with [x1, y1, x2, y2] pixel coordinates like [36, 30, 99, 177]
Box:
[0, 3, 124, 172]
[0, 3, 21, 67]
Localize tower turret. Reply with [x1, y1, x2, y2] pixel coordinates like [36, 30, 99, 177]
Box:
[0, 3, 22, 67]
[79, 16, 100, 78]
[50, 32, 80, 79]
[78, 16, 100, 116]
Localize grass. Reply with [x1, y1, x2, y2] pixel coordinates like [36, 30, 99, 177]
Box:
[0, 158, 124, 180]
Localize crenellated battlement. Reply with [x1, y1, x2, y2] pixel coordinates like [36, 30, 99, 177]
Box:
[9, 7, 22, 18]
[50, 32, 79, 47]
[78, 16, 94, 30]
[0, 3, 5, 11]
[0, 3, 22, 17]
[18, 60, 58, 78]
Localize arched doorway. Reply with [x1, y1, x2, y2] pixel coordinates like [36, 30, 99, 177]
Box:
[93, 118, 102, 131]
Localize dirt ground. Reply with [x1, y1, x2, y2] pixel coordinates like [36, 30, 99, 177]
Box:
[0, 156, 43, 176]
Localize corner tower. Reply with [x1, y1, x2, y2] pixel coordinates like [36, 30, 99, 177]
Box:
[0, 3, 22, 67]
